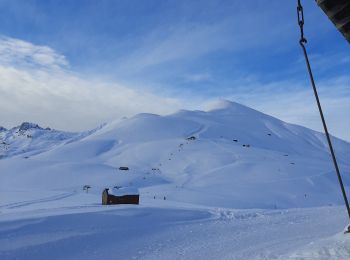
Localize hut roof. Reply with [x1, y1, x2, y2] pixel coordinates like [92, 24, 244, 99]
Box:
[109, 186, 139, 196]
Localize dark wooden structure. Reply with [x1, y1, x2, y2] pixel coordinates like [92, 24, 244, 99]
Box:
[316, 0, 350, 43]
[102, 188, 139, 205]
[345, 225, 350, 234]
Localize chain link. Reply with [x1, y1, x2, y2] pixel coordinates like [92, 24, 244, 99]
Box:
[297, 0, 307, 44]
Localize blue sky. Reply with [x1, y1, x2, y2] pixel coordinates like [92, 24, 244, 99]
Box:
[0, 0, 349, 140]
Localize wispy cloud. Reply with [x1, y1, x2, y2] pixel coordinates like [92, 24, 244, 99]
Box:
[0, 36, 349, 142]
[293, 52, 350, 78]
[113, 2, 295, 75]
[0, 36, 183, 131]
[115, 22, 232, 72]
[0, 37, 68, 69]
[0, 1, 349, 142]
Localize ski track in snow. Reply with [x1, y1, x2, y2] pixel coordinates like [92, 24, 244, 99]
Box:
[0, 192, 76, 210]
[1, 100, 350, 259]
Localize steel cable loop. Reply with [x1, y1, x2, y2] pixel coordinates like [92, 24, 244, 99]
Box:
[297, 0, 350, 219]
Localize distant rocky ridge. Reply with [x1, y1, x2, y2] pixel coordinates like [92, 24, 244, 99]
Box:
[0, 122, 48, 132]
[0, 121, 104, 159]
[18, 122, 44, 131]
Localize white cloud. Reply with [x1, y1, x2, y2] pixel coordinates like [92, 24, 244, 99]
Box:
[0, 65, 184, 131]
[115, 3, 293, 74]
[0, 36, 68, 69]
[0, 37, 183, 131]
[1, 36, 349, 143]
[116, 22, 231, 72]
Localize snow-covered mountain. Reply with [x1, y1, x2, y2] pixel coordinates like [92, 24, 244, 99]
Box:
[1, 100, 349, 209]
[0, 122, 102, 159]
[2, 100, 350, 259]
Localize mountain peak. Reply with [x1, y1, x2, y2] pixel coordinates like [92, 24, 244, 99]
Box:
[18, 122, 43, 131]
[204, 99, 258, 114]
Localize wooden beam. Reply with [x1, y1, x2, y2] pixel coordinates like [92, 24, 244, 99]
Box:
[316, 0, 350, 43]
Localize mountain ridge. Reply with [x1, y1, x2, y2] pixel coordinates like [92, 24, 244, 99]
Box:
[1, 100, 349, 209]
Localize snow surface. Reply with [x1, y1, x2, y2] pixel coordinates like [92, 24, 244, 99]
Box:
[108, 186, 139, 196]
[1, 100, 350, 259]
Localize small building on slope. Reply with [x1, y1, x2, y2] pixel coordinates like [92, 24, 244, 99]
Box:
[102, 186, 139, 205]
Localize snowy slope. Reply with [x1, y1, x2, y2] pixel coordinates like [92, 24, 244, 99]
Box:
[0, 205, 348, 260]
[1, 100, 350, 259]
[1, 100, 349, 209]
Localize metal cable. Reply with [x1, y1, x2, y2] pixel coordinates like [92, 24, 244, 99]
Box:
[297, 0, 350, 219]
